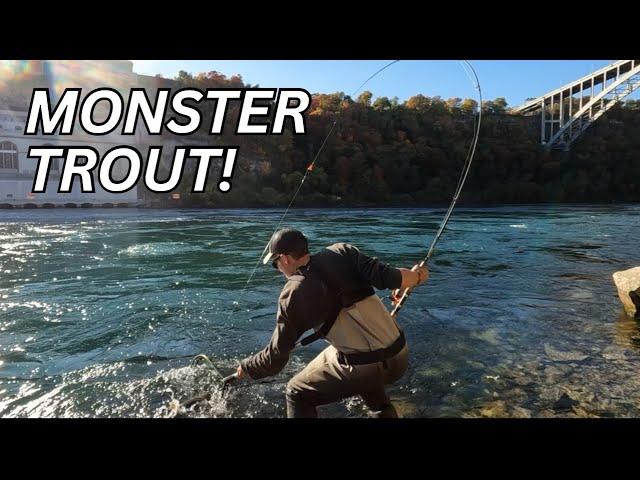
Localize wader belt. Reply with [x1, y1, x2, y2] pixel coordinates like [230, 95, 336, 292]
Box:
[337, 331, 406, 369]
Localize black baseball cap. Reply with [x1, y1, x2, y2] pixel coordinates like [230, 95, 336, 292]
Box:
[262, 228, 308, 265]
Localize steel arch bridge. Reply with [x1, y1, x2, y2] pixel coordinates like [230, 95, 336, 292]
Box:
[514, 60, 640, 150]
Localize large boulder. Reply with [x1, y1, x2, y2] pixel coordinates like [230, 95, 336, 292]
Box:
[612, 267, 640, 318]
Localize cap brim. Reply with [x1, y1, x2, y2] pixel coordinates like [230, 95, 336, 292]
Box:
[262, 251, 274, 265]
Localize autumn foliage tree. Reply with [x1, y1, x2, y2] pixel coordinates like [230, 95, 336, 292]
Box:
[148, 71, 640, 207]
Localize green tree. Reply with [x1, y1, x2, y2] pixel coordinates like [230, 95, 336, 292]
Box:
[373, 96, 392, 110]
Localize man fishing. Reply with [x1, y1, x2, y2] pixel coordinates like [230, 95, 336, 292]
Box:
[236, 228, 428, 418]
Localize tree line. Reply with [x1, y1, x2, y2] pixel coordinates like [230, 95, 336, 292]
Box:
[139, 70, 640, 207]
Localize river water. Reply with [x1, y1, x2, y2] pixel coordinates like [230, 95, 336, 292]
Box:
[1, 205, 639, 417]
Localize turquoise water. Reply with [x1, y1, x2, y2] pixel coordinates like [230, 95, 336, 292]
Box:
[1, 206, 639, 417]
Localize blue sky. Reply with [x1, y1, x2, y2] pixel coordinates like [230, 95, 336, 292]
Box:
[131, 60, 623, 108]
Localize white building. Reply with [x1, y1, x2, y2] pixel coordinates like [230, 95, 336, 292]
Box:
[0, 60, 165, 208]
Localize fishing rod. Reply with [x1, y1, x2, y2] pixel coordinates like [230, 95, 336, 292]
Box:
[390, 60, 482, 317]
[182, 61, 482, 406]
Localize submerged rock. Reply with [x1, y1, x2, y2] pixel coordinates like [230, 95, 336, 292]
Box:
[480, 400, 509, 418]
[602, 346, 627, 361]
[538, 409, 556, 418]
[471, 328, 500, 345]
[511, 375, 533, 387]
[571, 406, 599, 418]
[465, 360, 486, 370]
[612, 267, 640, 318]
[391, 396, 419, 418]
[504, 388, 528, 403]
[511, 406, 532, 418]
[540, 386, 564, 402]
[544, 365, 564, 378]
[544, 344, 589, 362]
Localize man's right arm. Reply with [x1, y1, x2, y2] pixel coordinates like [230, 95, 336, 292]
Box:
[341, 243, 402, 290]
[340, 243, 428, 290]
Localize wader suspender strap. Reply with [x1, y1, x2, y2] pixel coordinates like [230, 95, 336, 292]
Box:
[299, 303, 342, 346]
[294, 263, 406, 368]
[298, 263, 373, 347]
[299, 285, 374, 346]
[298, 267, 344, 346]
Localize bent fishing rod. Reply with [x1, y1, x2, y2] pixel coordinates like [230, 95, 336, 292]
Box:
[390, 61, 482, 317]
[188, 60, 482, 395]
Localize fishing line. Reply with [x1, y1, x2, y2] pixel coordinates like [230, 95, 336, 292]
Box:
[182, 61, 402, 404]
[223, 60, 400, 322]
[187, 61, 482, 400]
